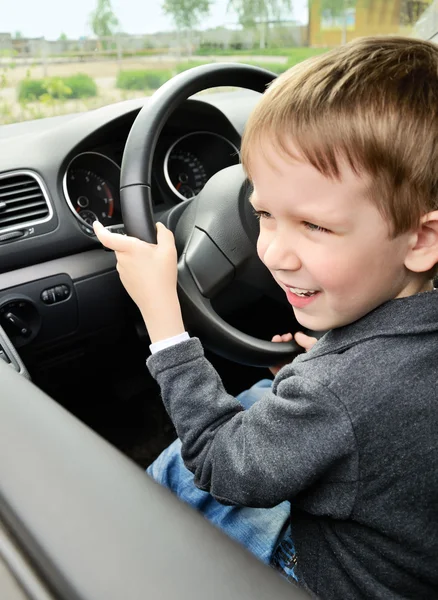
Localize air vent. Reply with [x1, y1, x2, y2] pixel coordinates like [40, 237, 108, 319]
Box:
[0, 171, 52, 233]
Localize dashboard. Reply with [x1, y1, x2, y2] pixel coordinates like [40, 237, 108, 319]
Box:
[0, 89, 261, 360]
[63, 122, 240, 232]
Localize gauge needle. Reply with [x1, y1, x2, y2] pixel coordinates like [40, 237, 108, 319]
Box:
[176, 182, 182, 190]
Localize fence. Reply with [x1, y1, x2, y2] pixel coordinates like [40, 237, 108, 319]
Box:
[0, 24, 308, 68]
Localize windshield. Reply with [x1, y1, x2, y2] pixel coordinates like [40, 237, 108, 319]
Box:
[1, 0, 436, 125]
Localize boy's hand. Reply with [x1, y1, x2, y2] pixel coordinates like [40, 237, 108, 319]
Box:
[93, 221, 185, 343]
[269, 331, 318, 376]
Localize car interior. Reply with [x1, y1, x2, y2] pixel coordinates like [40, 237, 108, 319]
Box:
[0, 62, 317, 599]
[0, 64, 309, 464]
[2, 28, 438, 592]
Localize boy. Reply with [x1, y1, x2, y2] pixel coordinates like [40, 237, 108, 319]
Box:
[94, 36, 438, 599]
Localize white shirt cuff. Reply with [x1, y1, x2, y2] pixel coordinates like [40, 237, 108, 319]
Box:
[149, 332, 190, 354]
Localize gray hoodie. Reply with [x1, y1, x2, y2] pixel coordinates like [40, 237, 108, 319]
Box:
[147, 289, 438, 599]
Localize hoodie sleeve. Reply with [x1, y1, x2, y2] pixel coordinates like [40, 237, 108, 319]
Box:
[147, 337, 357, 508]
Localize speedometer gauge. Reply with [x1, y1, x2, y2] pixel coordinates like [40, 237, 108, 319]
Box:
[163, 131, 239, 202]
[166, 150, 208, 200]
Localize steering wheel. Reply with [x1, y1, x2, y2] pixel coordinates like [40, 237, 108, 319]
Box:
[120, 63, 301, 367]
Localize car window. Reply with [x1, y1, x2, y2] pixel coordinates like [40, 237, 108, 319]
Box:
[0, 0, 436, 126]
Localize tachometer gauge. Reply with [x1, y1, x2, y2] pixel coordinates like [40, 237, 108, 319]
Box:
[165, 149, 208, 200]
[63, 151, 121, 233]
[67, 169, 114, 224]
[78, 209, 99, 226]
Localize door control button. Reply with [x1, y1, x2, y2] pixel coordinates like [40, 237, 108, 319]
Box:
[41, 284, 70, 304]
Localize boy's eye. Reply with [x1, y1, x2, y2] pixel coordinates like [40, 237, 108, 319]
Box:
[303, 221, 330, 233]
[252, 209, 272, 220]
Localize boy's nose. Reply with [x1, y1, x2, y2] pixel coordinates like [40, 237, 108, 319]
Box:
[260, 235, 302, 272]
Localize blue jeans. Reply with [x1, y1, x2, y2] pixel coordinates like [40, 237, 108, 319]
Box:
[147, 378, 298, 582]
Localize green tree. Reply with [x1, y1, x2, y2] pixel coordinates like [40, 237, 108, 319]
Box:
[58, 33, 68, 41]
[89, 0, 120, 46]
[227, 0, 293, 48]
[163, 0, 212, 56]
[163, 0, 212, 29]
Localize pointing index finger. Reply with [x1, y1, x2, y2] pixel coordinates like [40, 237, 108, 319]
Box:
[93, 220, 136, 252]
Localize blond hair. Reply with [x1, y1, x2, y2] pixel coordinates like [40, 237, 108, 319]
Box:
[241, 36, 438, 250]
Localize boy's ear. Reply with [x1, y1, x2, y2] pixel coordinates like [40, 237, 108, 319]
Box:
[404, 210, 438, 273]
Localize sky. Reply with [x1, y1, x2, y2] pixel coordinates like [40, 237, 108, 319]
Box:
[2, 0, 309, 40]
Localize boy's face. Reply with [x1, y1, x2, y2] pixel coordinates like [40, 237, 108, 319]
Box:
[250, 141, 428, 332]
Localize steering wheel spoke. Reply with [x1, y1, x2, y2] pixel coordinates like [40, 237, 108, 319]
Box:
[184, 228, 235, 298]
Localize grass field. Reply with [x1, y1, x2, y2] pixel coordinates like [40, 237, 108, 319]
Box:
[0, 58, 174, 124]
[0, 47, 328, 125]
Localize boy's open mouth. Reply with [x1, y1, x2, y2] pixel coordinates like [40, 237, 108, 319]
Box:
[285, 288, 321, 308]
[288, 287, 318, 298]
